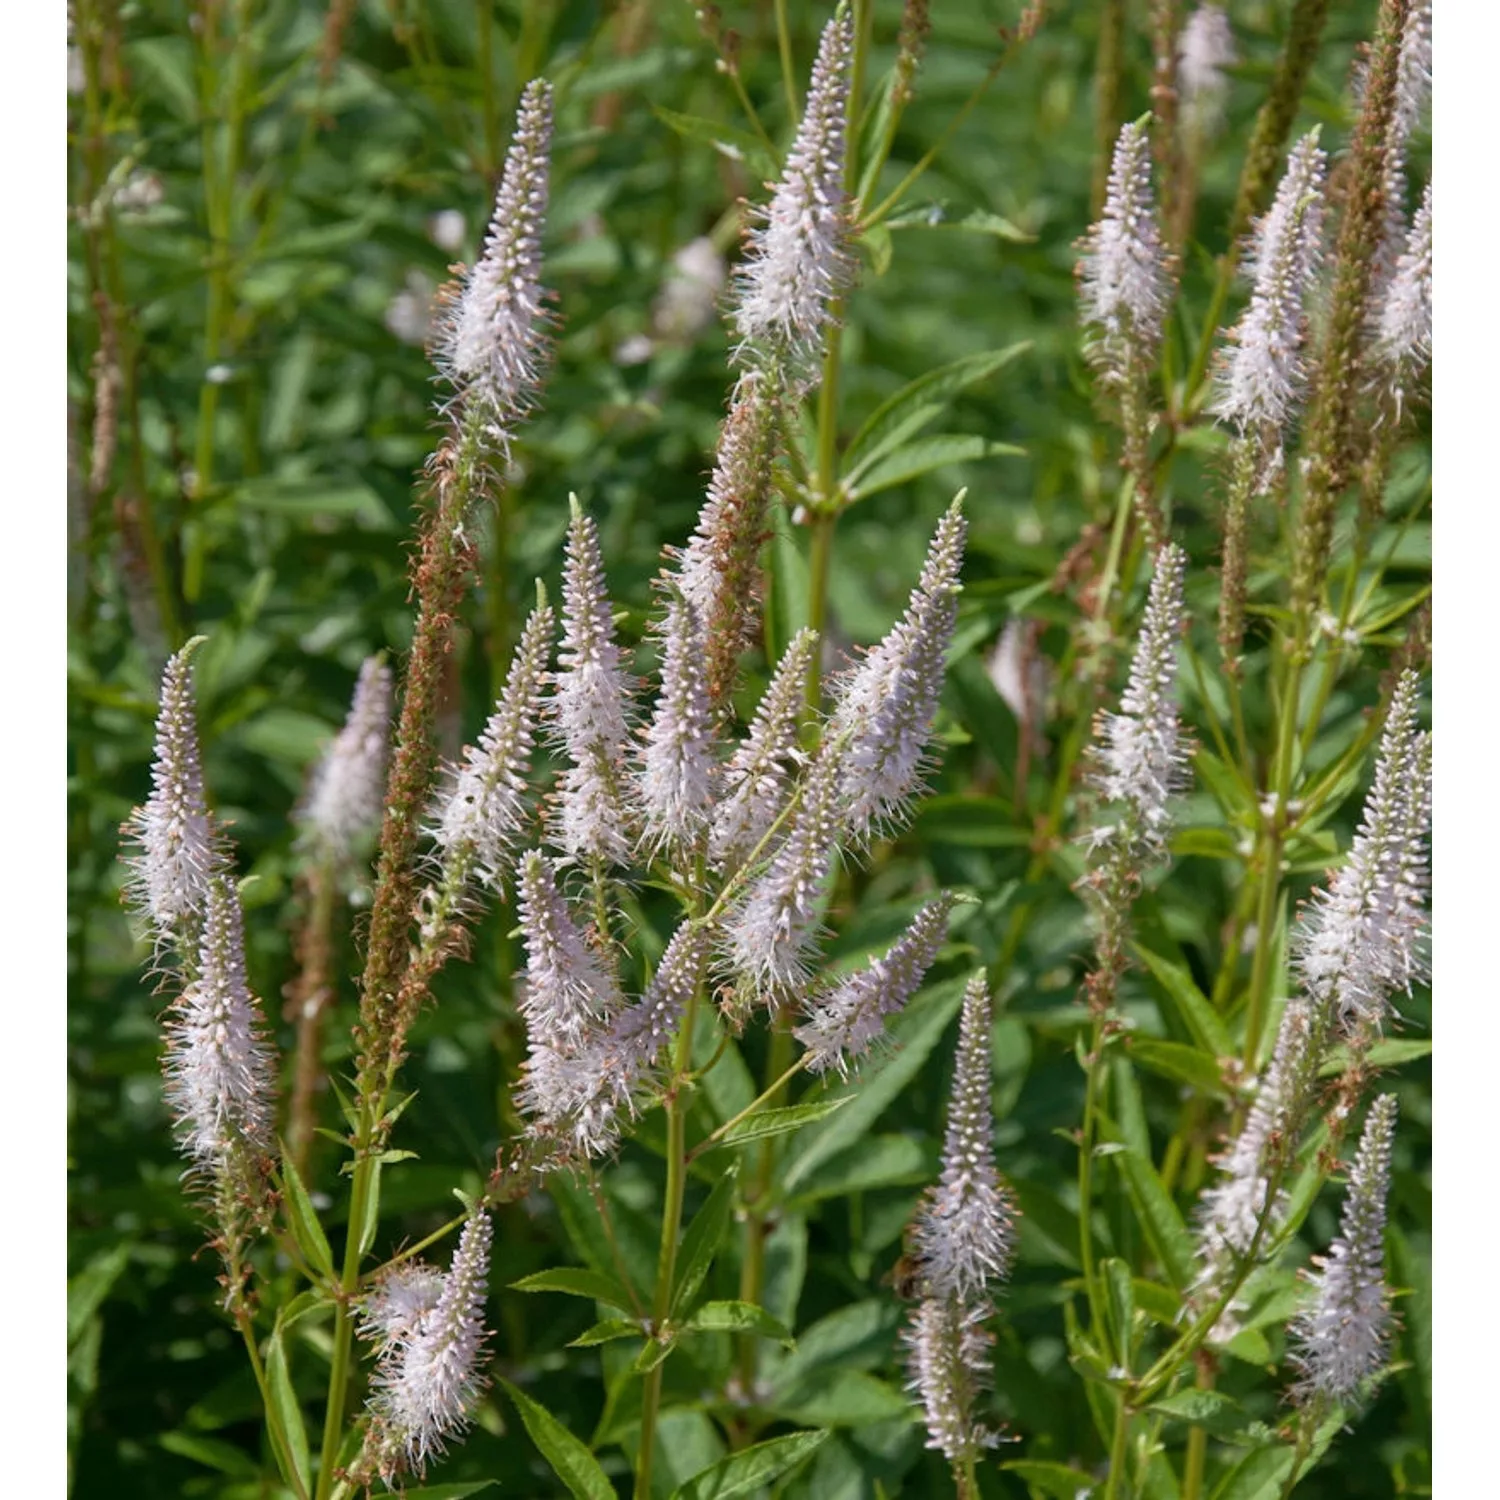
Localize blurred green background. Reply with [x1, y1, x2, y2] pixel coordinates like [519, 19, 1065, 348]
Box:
[67, 2, 1429, 1496]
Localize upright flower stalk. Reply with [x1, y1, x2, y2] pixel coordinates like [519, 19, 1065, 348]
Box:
[903, 976, 1013, 1493]
[1079, 120, 1174, 546]
[1214, 131, 1327, 667]
[1288, 1095, 1398, 1407]
[732, 7, 855, 390]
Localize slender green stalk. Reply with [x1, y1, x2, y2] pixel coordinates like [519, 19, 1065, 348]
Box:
[691, 1055, 810, 1161]
[774, 0, 800, 122]
[235, 1307, 311, 1500]
[1076, 1018, 1110, 1338]
[1104, 1388, 1132, 1500]
[1092, 0, 1125, 218]
[634, 980, 704, 1498]
[1181, 1362, 1213, 1500]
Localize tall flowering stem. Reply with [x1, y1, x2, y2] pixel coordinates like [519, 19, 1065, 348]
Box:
[1080, 120, 1174, 549]
[324, 82, 555, 1500]
[1289, 1094, 1398, 1408]
[903, 976, 1012, 1495]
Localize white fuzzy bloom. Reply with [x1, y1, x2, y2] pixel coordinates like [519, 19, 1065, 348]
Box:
[1080, 120, 1171, 372]
[1393, 0, 1432, 142]
[732, 10, 855, 387]
[910, 975, 1017, 1303]
[1296, 672, 1430, 1034]
[370, 1213, 492, 1477]
[516, 851, 622, 1058]
[903, 1296, 1000, 1464]
[797, 894, 955, 1075]
[124, 642, 223, 955]
[360, 1263, 446, 1350]
[710, 628, 818, 872]
[1179, 6, 1236, 138]
[299, 657, 393, 865]
[432, 603, 554, 888]
[1213, 131, 1327, 437]
[723, 744, 845, 995]
[544, 921, 713, 1159]
[428, 209, 467, 255]
[1289, 1095, 1397, 1406]
[1092, 544, 1190, 858]
[435, 81, 553, 433]
[385, 269, 438, 348]
[552, 502, 638, 866]
[832, 499, 967, 842]
[162, 878, 276, 1167]
[1373, 183, 1431, 414]
[1195, 999, 1326, 1321]
[638, 592, 717, 856]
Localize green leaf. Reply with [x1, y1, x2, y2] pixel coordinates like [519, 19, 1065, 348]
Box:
[68, 1243, 132, 1346]
[264, 1327, 312, 1496]
[278, 1147, 335, 1281]
[683, 1300, 794, 1347]
[784, 980, 965, 1192]
[1101, 1258, 1136, 1367]
[344, 1155, 384, 1260]
[633, 1335, 676, 1373]
[1149, 1389, 1256, 1441]
[766, 1369, 910, 1428]
[1115, 1148, 1197, 1293]
[569, 1318, 643, 1348]
[842, 345, 1030, 477]
[846, 434, 1022, 500]
[651, 104, 775, 176]
[1001, 1460, 1100, 1498]
[1136, 946, 1233, 1059]
[499, 1379, 616, 1500]
[1319, 1037, 1432, 1076]
[912, 795, 1033, 848]
[511, 1266, 634, 1311]
[159, 1430, 261, 1478]
[671, 1164, 740, 1315]
[1129, 1038, 1228, 1098]
[784, 1133, 931, 1205]
[886, 205, 1035, 242]
[703, 1100, 849, 1152]
[669, 1430, 829, 1500]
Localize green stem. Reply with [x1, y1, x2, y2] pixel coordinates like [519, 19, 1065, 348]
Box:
[689, 1056, 810, 1161]
[1181, 1361, 1214, 1500]
[1076, 1016, 1109, 1338]
[235, 1308, 310, 1500]
[634, 980, 704, 1499]
[1104, 1389, 1132, 1500]
[774, 0, 799, 123]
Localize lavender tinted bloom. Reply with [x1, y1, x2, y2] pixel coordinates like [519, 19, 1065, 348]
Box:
[516, 851, 622, 1056]
[796, 894, 956, 1076]
[732, 10, 855, 386]
[909, 975, 1016, 1302]
[723, 744, 844, 995]
[1178, 6, 1235, 138]
[832, 499, 967, 841]
[1092, 543, 1189, 858]
[709, 628, 817, 872]
[299, 657, 393, 865]
[433, 602, 555, 888]
[1080, 120, 1171, 373]
[162, 878, 276, 1168]
[1196, 999, 1324, 1291]
[1296, 672, 1430, 1034]
[1373, 183, 1432, 413]
[435, 81, 553, 434]
[1213, 132, 1327, 438]
[369, 1213, 493, 1477]
[903, 1295, 999, 1464]
[549, 921, 713, 1158]
[1393, 0, 1432, 141]
[638, 592, 717, 856]
[553, 501, 637, 866]
[1289, 1095, 1397, 1406]
[360, 1263, 446, 1350]
[124, 641, 222, 954]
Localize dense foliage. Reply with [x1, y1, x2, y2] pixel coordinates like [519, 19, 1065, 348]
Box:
[67, 3, 1430, 1498]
